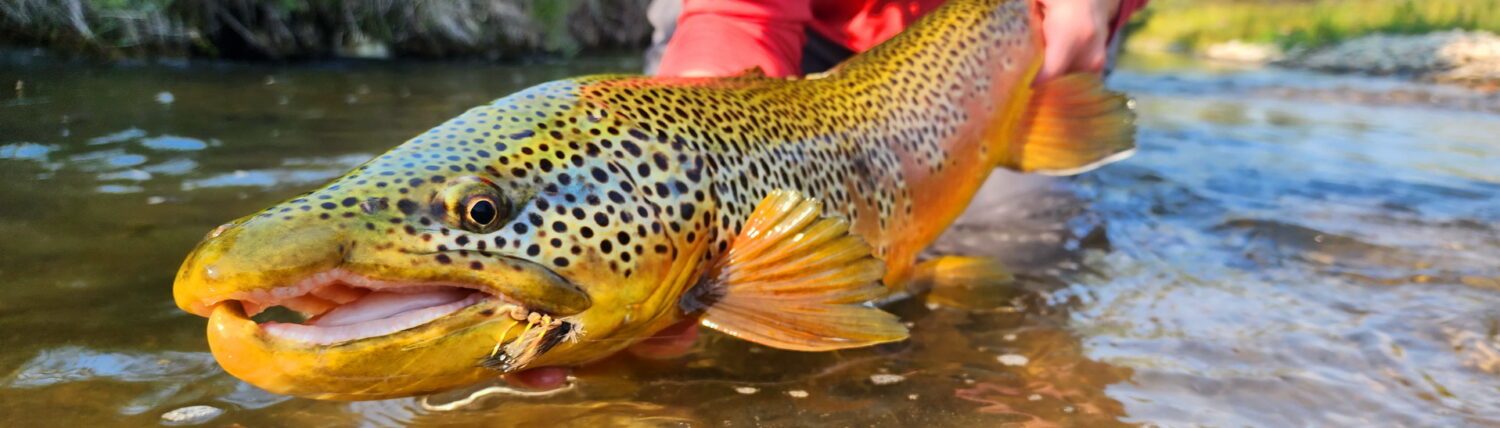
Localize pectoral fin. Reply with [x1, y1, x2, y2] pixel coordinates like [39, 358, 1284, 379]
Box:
[912, 256, 1017, 310]
[683, 190, 908, 351]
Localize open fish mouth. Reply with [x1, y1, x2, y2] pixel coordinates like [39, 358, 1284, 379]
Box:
[191, 264, 562, 400]
[200, 268, 536, 346]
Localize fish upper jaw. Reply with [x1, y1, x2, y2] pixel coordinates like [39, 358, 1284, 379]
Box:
[192, 267, 516, 344]
[173, 210, 592, 321]
[175, 242, 591, 347]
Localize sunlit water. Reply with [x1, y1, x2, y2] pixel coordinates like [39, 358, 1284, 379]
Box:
[1, 51, 1497, 426]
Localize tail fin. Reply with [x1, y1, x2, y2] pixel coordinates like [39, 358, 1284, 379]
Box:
[997, 73, 1136, 175]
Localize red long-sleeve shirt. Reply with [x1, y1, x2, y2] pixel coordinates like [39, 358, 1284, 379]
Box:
[657, 0, 1148, 77]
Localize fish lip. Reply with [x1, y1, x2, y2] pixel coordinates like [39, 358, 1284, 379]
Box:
[192, 267, 531, 347]
[187, 267, 525, 318]
[186, 251, 588, 347]
[407, 249, 593, 315]
[186, 250, 587, 318]
[205, 296, 531, 399]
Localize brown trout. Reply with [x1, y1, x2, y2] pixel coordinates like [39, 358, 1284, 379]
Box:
[172, 0, 1133, 400]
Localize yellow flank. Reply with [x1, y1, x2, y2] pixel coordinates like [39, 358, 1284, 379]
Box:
[170, 0, 1134, 400]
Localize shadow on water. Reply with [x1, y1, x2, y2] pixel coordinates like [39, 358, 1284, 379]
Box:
[1, 51, 1498, 426]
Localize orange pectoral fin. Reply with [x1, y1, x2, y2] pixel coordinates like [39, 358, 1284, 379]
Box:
[685, 190, 909, 351]
[1001, 73, 1137, 175]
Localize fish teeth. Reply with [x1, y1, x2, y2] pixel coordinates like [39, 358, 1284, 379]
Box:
[311, 283, 367, 304]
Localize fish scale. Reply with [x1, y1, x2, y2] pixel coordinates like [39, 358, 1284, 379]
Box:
[172, 0, 1134, 400]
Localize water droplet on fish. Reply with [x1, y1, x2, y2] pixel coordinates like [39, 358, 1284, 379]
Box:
[208, 223, 234, 239]
[786, 390, 809, 398]
[734, 386, 758, 395]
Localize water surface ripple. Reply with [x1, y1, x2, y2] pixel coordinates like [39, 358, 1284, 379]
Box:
[1, 54, 1497, 426]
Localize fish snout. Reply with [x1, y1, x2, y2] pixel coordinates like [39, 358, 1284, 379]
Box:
[174, 215, 348, 317]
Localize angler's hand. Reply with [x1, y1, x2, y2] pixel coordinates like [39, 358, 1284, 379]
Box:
[502, 320, 701, 390]
[1036, 0, 1121, 83]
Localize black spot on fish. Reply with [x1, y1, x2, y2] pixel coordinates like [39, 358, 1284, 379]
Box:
[622, 139, 642, 157]
[398, 199, 418, 215]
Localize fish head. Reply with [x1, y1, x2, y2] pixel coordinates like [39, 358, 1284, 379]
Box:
[172, 81, 708, 400]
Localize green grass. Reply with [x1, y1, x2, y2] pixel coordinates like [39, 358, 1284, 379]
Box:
[1128, 0, 1500, 51]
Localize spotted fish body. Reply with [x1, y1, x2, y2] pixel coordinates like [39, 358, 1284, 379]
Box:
[483, 0, 1049, 290]
[173, 0, 1133, 400]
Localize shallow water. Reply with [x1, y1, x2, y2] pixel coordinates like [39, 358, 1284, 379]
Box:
[1, 52, 1498, 427]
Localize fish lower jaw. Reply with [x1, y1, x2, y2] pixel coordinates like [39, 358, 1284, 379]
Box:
[204, 268, 544, 346]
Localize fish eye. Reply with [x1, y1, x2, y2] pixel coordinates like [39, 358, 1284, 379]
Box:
[442, 177, 510, 233]
[466, 197, 498, 226]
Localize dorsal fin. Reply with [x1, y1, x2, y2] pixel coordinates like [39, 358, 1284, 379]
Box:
[682, 190, 908, 351]
[734, 65, 768, 77]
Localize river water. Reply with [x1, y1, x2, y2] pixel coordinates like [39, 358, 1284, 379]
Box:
[1, 51, 1497, 426]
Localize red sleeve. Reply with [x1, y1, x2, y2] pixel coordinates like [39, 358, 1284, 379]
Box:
[1109, 0, 1148, 41]
[655, 0, 813, 78]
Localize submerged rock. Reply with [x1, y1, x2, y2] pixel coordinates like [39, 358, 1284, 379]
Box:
[160, 405, 223, 425]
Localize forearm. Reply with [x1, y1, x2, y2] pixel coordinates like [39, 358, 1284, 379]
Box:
[654, 0, 813, 78]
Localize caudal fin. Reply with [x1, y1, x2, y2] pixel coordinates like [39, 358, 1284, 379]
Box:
[998, 73, 1136, 175]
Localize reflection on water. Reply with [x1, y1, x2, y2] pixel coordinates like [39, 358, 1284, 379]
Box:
[1071, 66, 1500, 426]
[1, 51, 1498, 426]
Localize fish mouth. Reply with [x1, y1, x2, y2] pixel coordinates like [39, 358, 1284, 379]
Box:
[193, 266, 563, 400]
[201, 268, 528, 345]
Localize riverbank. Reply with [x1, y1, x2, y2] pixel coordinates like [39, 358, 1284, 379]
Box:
[0, 0, 650, 60]
[7, 0, 1500, 89]
[1181, 30, 1500, 89]
[1128, 0, 1499, 52]
[1127, 0, 1500, 88]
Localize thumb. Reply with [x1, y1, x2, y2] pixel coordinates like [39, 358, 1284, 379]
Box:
[1035, 0, 1109, 84]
